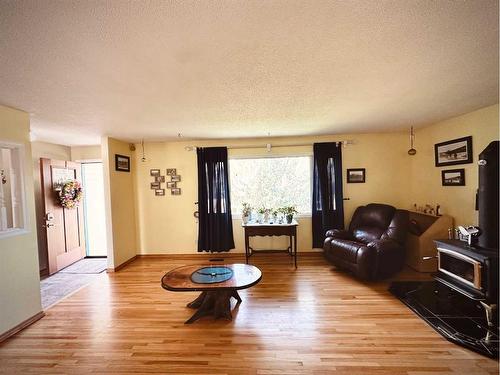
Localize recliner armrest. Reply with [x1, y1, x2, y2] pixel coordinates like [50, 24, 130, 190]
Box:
[325, 229, 351, 239]
[367, 238, 403, 255]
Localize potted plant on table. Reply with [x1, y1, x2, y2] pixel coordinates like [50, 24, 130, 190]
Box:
[257, 207, 270, 223]
[281, 206, 298, 224]
[241, 202, 252, 224]
[271, 209, 279, 223]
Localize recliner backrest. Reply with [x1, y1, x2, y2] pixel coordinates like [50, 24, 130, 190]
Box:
[381, 209, 410, 245]
[348, 203, 397, 244]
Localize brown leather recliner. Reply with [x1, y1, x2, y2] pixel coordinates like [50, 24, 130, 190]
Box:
[323, 203, 409, 280]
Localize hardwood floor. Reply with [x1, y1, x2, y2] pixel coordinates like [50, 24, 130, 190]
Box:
[0, 253, 498, 374]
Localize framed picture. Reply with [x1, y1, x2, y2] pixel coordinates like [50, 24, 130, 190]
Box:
[155, 176, 165, 183]
[150, 182, 160, 189]
[347, 168, 365, 183]
[434, 136, 472, 167]
[115, 154, 130, 172]
[442, 169, 465, 186]
[171, 175, 181, 182]
[166, 168, 177, 176]
[166, 181, 176, 189]
[150, 169, 161, 176]
[155, 189, 165, 196]
[171, 188, 181, 195]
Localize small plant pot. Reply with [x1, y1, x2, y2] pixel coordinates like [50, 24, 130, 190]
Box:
[242, 215, 249, 224]
[286, 214, 293, 224]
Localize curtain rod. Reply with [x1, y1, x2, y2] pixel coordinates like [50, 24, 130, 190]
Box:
[184, 140, 354, 152]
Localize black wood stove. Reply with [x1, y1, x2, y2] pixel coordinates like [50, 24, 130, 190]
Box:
[434, 239, 498, 327]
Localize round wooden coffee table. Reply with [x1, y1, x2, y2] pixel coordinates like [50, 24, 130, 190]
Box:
[161, 263, 262, 324]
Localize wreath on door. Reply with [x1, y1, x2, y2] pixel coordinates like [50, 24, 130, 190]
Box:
[57, 180, 83, 209]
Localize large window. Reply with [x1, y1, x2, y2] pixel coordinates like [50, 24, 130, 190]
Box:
[229, 156, 312, 215]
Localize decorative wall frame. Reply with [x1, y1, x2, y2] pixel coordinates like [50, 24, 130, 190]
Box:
[151, 182, 160, 189]
[171, 188, 181, 195]
[347, 168, 365, 183]
[155, 176, 165, 183]
[155, 189, 165, 196]
[115, 154, 130, 172]
[171, 175, 181, 182]
[442, 168, 465, 186]
[434, 136, 473, 167]
[166, 181, 176, 188]
[166, 168, 176, 176]
[150, 169, 161, 176]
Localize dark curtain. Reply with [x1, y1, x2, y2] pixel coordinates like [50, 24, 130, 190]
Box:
[312, 142, 344, 248]
[197, 147, 235, 252]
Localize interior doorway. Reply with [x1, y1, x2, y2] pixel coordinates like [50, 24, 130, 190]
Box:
[81, 162, 107, 257]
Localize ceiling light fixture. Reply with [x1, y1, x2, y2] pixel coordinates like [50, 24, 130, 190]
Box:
[408, 126, 417, 156]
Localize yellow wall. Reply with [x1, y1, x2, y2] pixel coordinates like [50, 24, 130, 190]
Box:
[31, 141, 72, 273]
[0, 105, 42, 334]
[102, 137, 138, 267]
[133, 132, 411, 254]
[71, 145, 101, 161]
[106, 105, 498, 256]
[410, 104, 499, 226]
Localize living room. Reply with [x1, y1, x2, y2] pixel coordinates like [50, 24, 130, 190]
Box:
[0, 1, 499, 373]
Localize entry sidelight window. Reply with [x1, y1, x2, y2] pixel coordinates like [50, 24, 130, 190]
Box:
[0, 142, 27, 238]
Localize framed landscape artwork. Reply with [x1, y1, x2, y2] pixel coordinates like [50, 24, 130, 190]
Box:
[155, 189, 165, 196]
[442, 169, 465, 186]
[347, 168, 365, 183]
[115, 154, 130, 172]
[434, 136, 472, 167]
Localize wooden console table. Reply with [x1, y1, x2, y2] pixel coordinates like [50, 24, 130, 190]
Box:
[242, 221, 298, 268]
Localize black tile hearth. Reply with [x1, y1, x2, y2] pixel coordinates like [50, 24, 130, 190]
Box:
[389, 281, 499, 358]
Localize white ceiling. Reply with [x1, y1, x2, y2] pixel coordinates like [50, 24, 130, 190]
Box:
[0, 0, 498, 146]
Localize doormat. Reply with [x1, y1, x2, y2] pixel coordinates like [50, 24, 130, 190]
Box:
[389, 280, 499, 358]
[59, 258, 107, 274]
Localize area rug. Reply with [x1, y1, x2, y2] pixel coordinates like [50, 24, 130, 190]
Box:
[40, 272, 101, 309]
[59, 258, 107, 274]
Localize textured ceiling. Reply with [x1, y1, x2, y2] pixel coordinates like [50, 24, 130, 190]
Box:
[0, 0, 498, 145]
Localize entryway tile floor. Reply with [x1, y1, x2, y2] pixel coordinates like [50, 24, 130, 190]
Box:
[40, 258, 107, 310]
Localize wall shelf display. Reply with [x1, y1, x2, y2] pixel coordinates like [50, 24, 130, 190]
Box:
[434, 136, 472, 167]
[406, 211, 453, 272]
